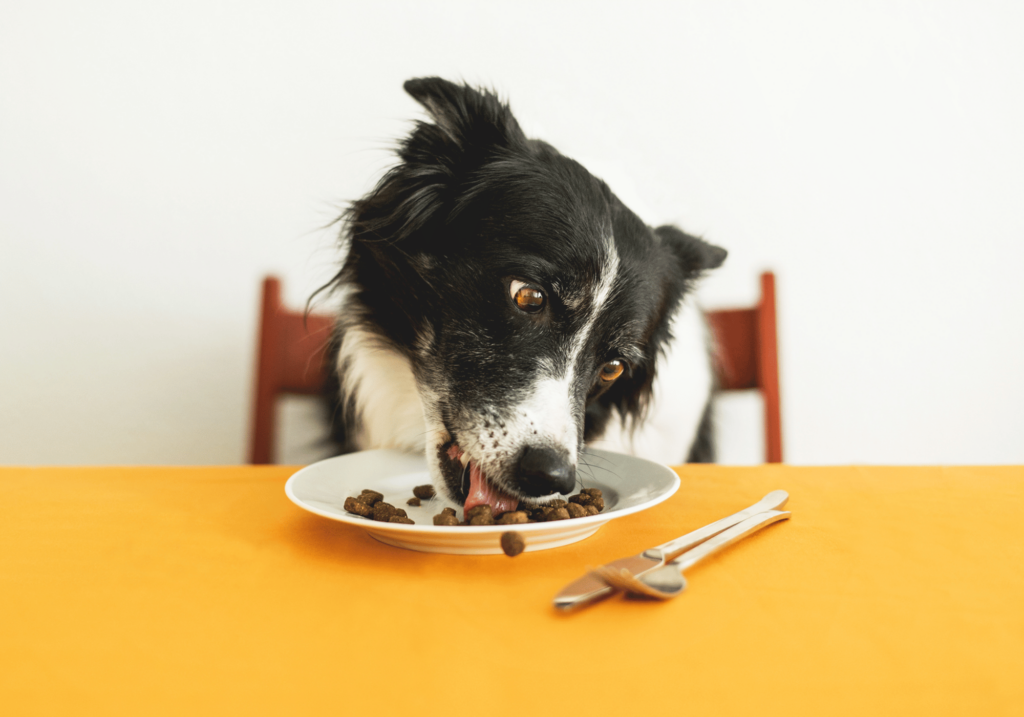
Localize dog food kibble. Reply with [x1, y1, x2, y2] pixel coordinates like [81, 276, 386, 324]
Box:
[568, 488, 605, 512]
[344, 489, 406, 521]
[372, 502, 399, 522]
[500, 531, 526, 557]
[359, 489, 384, 506]
[344, 486, 603, 528]
[545, 507, 571, 522]
[466, 505, 495, 525]
[566, 502, 587, 519]
[496, 511, 528, 525]
[582, 488, 604, 508]
[343, 496, 373, 517]
[354, 489, 382, 505]
[413, 485, 436, 500]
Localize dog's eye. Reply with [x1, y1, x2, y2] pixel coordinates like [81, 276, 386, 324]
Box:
[599, 360, 625, 383]
[510, 280, 545, 313]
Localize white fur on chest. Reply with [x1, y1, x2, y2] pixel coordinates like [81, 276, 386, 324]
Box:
[335, 318, 426, 454]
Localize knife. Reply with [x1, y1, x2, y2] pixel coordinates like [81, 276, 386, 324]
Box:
[553, 489, 789, 611]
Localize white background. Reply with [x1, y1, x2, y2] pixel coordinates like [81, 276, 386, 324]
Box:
[2, 1, 1022, 466]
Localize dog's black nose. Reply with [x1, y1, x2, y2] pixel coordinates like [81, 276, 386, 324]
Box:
[515, 446, 576, 496]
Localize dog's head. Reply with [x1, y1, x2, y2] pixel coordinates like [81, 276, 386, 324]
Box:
[342, 78, 725, 512]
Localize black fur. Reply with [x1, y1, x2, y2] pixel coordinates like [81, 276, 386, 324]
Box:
[318, 78, 725, 498]
[685, 399, 716, 463]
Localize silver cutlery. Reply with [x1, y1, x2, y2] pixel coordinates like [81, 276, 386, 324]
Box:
[553, 489, 790, 611]
[626, 509, 790, 598]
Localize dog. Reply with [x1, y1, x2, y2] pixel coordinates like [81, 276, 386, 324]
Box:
[320, 77, 726, 514]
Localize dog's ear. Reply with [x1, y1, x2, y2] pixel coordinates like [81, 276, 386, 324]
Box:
[403, 77, 526, 154]
[346, 79, 527, 247]
[654, 225, 728, 275]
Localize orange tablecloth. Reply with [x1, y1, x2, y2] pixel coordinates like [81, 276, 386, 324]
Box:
[2, 465, 1022, 716]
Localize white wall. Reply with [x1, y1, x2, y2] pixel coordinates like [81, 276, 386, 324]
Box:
[2, 1, 1022, 465]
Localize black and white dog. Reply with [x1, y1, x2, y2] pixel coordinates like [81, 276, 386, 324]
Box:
[321, 78, 726, 515]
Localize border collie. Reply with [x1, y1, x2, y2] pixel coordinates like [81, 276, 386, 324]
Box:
[320, 77, 726, 515]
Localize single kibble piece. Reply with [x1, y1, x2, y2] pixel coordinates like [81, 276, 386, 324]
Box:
[524, 506, 546, 520]
[413, 484, 436, 500]
[359, 490, 384, 506]
[468, 507, 495, 526]
[343, 497, 373, 517]
[406, 497, 421, 507]
[389, 516, 415, 525]
[584, 504, 600, 516]
[566, 503, 587, 519]
[568, 493, 590, 506]
[545, 507, 571, 522]
[500, 531, 526, 557]
[433, 513, 460, 526]
[372, 502, 398, 522]
[440, 507, 457, 517]
[465, 505, 493, 521]
[497, 511, 528, 525]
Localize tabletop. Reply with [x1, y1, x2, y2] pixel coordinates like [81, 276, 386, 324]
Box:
[2, 464, 1022, 716]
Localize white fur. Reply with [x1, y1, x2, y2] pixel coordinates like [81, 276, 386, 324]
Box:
[335, 296, 426, 453]
[445, 373, 578, 488]
[565, 239, 619, 363]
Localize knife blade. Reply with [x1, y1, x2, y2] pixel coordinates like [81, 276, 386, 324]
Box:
[553, 489, 789, 611]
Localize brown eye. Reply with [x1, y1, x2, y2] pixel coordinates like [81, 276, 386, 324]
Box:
[510, 280, 545, 313]
[599, 360, 625, 383]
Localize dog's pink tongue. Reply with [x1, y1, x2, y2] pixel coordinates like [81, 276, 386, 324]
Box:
[464, 462, 519, 516]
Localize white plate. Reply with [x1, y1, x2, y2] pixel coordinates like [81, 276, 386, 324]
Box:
[285, 448, 680, 555]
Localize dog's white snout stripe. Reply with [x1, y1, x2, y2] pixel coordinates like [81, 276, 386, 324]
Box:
[515, 374, 579, 460]
[506, 238, 621, 463]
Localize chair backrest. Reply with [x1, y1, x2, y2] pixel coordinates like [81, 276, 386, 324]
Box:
[704, 272, 783, 462]
[249, 277, 335, 464]
[250, 273, 783, 464]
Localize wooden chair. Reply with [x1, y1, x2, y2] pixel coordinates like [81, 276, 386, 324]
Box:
[704, 272, 783, 462]
[249, 273, 783, 464]
[248, 277, 335, 464]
